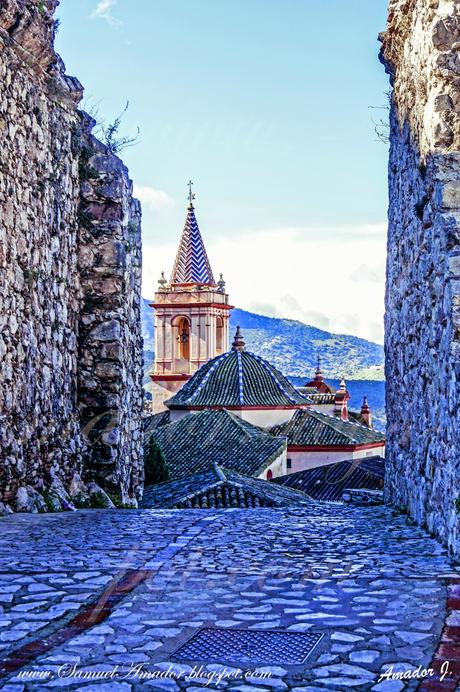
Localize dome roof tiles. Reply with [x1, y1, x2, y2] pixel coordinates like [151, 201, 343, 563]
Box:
[166, 349, 311, 409]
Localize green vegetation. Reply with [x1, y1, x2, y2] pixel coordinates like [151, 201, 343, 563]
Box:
[36, 0, 46, 17]
[141, 301, 385, 382]
[99, 102, 140, 155]
[89, 492, 110, 509]
[78, 146, 100, 182]
[42, 489, 57, 513]
[72, 493, 91, 509]
[107, 493, 135, 510]
[144, 436, 169, 485]
[77, 209, 93, 231]
[24, 268, 42, 288]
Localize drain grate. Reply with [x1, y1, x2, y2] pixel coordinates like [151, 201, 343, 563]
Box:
[173, 627, 323, 665]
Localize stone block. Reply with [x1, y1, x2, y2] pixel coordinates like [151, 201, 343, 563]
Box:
[438, 182, 460, 210]
[88, 320, 121, 342]
[432, 16, 460, 52]
[16, 486, 46, 513]
[87, 482, 115, 508]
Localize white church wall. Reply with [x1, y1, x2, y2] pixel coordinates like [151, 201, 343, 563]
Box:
[236, 408, 301, 428]
[256, 450, 287, 480]
[287, 444, 385, 474]
[309, 404, 335, 415]
[169, 406, 306, 427]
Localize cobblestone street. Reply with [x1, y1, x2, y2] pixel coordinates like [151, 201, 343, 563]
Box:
[0, 504, 458, 691]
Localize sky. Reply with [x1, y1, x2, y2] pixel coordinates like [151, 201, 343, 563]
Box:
[56, 0, 390, 344]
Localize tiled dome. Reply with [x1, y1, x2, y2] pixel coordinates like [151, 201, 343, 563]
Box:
[166, 328, 311, 409]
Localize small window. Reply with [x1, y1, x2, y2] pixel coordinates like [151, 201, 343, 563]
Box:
[287, 458, 292, 469]
[216, 316, 224, 353]
[177, 317, 190, 360]
[266, 469, 273, 480]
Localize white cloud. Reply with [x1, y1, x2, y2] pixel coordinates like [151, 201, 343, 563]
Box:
[142, 223, 387, 344]
[91, 0, 121, 27]
[134, 185, 175, 212]
[348, 263, 384, 283]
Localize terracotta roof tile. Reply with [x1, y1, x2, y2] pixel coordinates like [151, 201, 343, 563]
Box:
[274, 456, 385, 501]
[142, 465, 311, 509]
[270, 409, 385, 447]
[143, 410, 170, 434]
[166, 350, 311, 409]
[148, 409, 286, 481]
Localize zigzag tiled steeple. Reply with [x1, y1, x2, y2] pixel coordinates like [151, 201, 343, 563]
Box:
[152, 184, 231, 411]
[170, 202, 215, 285]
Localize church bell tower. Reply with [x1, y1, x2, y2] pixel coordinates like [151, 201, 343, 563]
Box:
[150, 182, 232, 411]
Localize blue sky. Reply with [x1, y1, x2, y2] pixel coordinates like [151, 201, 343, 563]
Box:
[56, 0, 389, 343]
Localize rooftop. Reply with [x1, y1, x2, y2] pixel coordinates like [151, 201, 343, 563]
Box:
[304, 356, 335, 394]
[142, 465, 311, 509]
[274, 456, 385, 501]
[170, 201, 215, 286]
[305, 392, 336, 405]
[148, 409, 286, 480]
[167, 329, 311, 409]
[269, 409, 385, 447]
[143, 410, 170, 434]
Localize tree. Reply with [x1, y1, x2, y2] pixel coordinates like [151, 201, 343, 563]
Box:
[144, 436, 169, 485]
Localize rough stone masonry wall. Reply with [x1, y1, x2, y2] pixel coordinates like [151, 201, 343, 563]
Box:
[380, 0, 460, 556]
[77, 115, 143, 502]
[0, 0, 143, 509]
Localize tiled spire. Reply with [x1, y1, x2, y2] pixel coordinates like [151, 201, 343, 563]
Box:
[170, 188, 215, 285]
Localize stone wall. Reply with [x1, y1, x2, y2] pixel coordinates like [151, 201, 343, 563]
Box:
[77, 115, 143, 501]
[380, 0, 460, 556]
[0, 0, 143, 509]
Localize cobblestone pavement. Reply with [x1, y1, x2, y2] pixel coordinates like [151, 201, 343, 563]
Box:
[0, 504, 458, 691]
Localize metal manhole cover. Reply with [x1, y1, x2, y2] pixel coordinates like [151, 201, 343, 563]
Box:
[173, 627, 323, 665]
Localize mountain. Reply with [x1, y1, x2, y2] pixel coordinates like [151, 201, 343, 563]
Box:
[141, 300, 384, 381]
[141, 299, 385, 429]
[142, 298, 155, 352]
[229, 309, 384, 380]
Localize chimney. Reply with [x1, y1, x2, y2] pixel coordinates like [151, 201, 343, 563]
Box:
[334, 378, 350, 421]
[360, 395, 372, 428]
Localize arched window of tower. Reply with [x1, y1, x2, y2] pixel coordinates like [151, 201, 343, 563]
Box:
[216, 316, 224, 354]
[172, 316, 191, 364]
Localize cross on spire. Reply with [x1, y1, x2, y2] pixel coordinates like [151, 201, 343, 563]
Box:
[316, 351, 322, 373]
[187, 180, 195, 206]
[314, 350, 324, 383]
